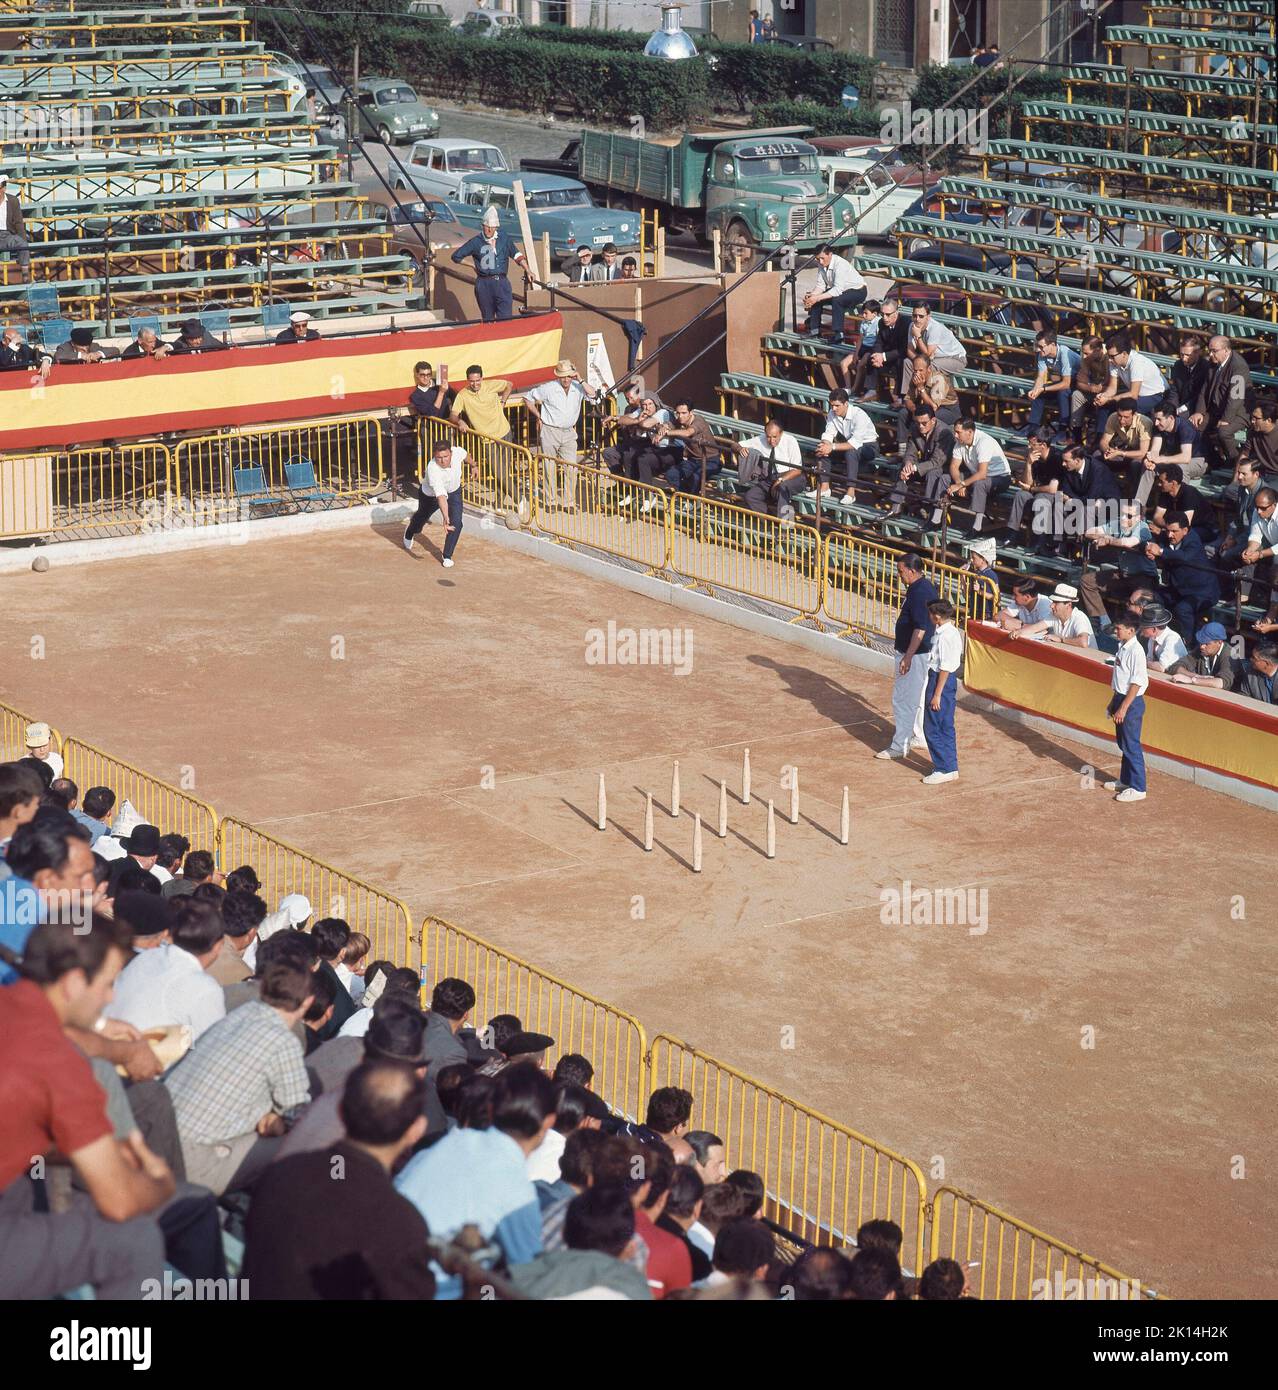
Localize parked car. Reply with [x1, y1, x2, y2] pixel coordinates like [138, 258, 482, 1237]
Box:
[455, 9, 523, 37]
[829, 162, 921, 240]
[517, 139, 581, 180]
[406, 1, 450, 18]
[361, 190, 471, 287]
[445, 171, 640, 269]
[355, 79, 439, 145]
[768, 35, 834, 52]
[271, 56, 344, 116]
[394, 139, 509, 198]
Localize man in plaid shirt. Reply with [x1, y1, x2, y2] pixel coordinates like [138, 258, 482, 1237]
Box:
[165, 960, 314, 1195]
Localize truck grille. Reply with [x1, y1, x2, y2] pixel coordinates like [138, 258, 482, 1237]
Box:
[790, 205, 835, 240]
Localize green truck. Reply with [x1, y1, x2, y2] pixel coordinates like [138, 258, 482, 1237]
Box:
[577, 126, 859, 266]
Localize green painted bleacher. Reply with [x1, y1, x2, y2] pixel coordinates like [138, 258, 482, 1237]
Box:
[1104, 22, 1276, 55]
[1061, 62, 1274, 106]
[1020, 101, 1278, 156]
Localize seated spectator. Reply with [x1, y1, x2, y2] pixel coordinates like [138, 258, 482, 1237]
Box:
[396, 1061, 553, 1298]
[784, 1246, 855, 1300]
[1137, 603, 1189, 673]
[165, 959, 314, 1194]
[918, 1256, 968, 1300]
[121, 327, 172, 361]
[114, 889, 170, 951]
[657, 1163, 712, 1282]
[552, 1052, 594, 1089]
[252, 892, 312, 961]
[1097, 403, 1153, 497]
[802, 244, 867, 342]
[527, 1082, 591, 1185]
[707, 1217, 774, 1290]
[736, 419, 807, 520]
[160, 848, 218, 901]
[1002, 428, 1066, 545]
[1168, 334, 1208, 417]
[1009, 582, 1097, 649]
[1190, 334, 1250, 471]
[1095, 330, 1167, 431]
[997, 576, 1052, 634]
[930, 418, 1011, 533]
[223, 912, 317, 1015]
[301, 967, 338, 1054]
[171, 319, 229, 354]
[842, 299, 882, 397]
[209, 888, 266, 987]
[0, 813, 97, 983]
[338, 964, 419, 1041]
[105, 822, 161, 896]
[856, 1218, 904, 1260]
[309, 917, 357, 1042]
[1240, 486, 1278, 600]
[907, 303, 966, 387]
[71, 784, 116, 843]
[1236, 642, 1278, 703]
[107, 897, 226, 1041]
[335, 929, 371, 1003]
[1146, 402, 1204, 489]
[244, 1059, 434, 1299]
[0, 761, 42, 863]
[150, 832, 188, 888]
[275, 309, 321, 346]
[422, 976, 477, 1133]
[511, 1183, 651, 1300]
[624, 1085, 692, 1148]
[0, 915, 174, 1300]
[686, 1129, 726, 1185]
[1146, 511, 1220, 642]
[620, 256, 639, 281]
[1081, 499, 1158, 629]
[1244, 399, 1278, 476]
[538, 1123, 605, 1236]
[1150, 464, 1215, 547]
[841, 297, 907, 405]
[818, 388, 878, 505]
[652, 399, 722, 497]
[1, 324, 52, 376]
[694, 1175, 747, 1266]
[633, 1140, 692, 1299]
[1169, 621, 1236, 690]
[1069, 335, 1108, 443]
[888, 405, 954, 517]
[1024, 330, 1077, 437]
[725, 1168, 765, 1219]
[23, 722, 63, 780]
[501, 1029, 554, 1071]
[1058, 445, 1121, 533]
[850, 1245, 903, 1300]
[571, 244, 602, 284]
[223, 864, 261, 895]
[53, 325, 121, 365]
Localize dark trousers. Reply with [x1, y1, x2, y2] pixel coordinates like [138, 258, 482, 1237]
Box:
[406, 487, 464, 558]
[1027, 384, 1072, 432]
[923, 668, 958, 773]
[818, 442, 876, 492]
[1204, 413, 1244, 468]
[1108, 693, 1146, 792]
[0, 230, 30, 271]
[807, 287, 866, 340]
[1162, 591, 1213, 644]
[743, 473, 807, 516]
[475, 275, 513, 323]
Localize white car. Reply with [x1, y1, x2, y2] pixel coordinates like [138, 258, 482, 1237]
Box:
[394, 138, 509, 198]
[825, 163, 919, 240]
[454, 9, 523, 37]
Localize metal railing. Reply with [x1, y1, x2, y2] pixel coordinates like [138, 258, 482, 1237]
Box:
[647, 1033, 930, 1274]
[421, 916, 649, 1123]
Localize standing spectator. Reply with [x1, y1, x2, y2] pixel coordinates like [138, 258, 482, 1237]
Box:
[842, 298, 909, 405]
[209, 889, 266, 987]
[0, 172, 31, 282]
[653, 398, 721, 497]
[596, 243, 621, 281]
[121, 326, 172, 361]
[0, 916, 174, 1300]
[931, 418, 1012, 532]
[802, 245, 867, 341]
[736, 419, 807, 520]
[1106, 610, 1150, 803]
[511, 1183, 651, 1299]
[570, 245, 603, 284]
[170, 319, 228, 355]
[906, 303, 967, 389]
[878, 552, 937, 760]
[160, 848, 218, 900]
[244, 1060, 434, 1299]
[920, 599, 962, 786]
[448, 363, 513, 441]
[150, 833, 188, 888]
[889, 405, 953, 516]
[402, 440, 476, 568]
[1137, 604, 1189, 673]
[1010, 582, 1097, 649]
[165, 960, 314, 1194]
[1192, 335, 1251, 470]
[1236, 644, 1278, 703]
[451, 206, 526, 321]
[1169, 334, 1208, 415]
[396, 1062, 553, 1298]
[1169, 622, 1236, 690]
[406, 361, 453, 423]
[1024, 331, 1077, 436]
[1095, 331, 1168, 431]
[816, 389, 877, 504]
[423, 976, 476, 1133]
[524, 359, 600, 512]
[748, 8, 766, 41]
[24, 722, 63, 779]
[107, 898, 227, 1042]
[1069, 334, 1109, 443]
[1146, 512, 1221, 642]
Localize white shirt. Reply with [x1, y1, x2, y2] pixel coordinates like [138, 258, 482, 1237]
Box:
[743, 431, 803, 470]
[31, 750, 63, 779]
[822, 406, 877, 449]
[108, 942, 225, 1042]
[1050, 608, 1097, 649]
[1113, 634, 1150, 696]
[955, 430, 1010, 478]
[427, 444, 466, 498]
[0, 198, 7, 233]
[1248, 512, 1278, 549]
[1146, 627, 1187, 668]
[927, 621, 964, 673]
[525, 1127, 566, 1185]
[817, 254, 865, 296]
[527, 379, 592, 429]
[338, 1006, 374, 1039]
[94, 834, 127, 862]
[1110, 349, 1167, 399]
[151, 864, 173, 886]
[1008, 595, 1052, 625]
[919, 318, 966, 362]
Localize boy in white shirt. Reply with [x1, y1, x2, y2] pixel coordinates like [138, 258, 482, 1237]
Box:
[921, 599, 963, 785]
[1106, 610, 1149, 802]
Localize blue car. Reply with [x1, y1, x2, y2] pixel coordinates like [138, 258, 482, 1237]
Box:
[446, 172, 640, 271]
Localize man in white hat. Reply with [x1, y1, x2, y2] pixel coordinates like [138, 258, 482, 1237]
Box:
[0, 173, 31, 284]
[523, 359, 600, 512]
[24, 722, 63, 779]
[450, 206, 527, 323]
[1009, 582, 1097, 649]
[275, 310, 321, 346]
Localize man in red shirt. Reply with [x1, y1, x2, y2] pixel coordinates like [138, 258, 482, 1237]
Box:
[0, 914, 175, 1298]
[632, 1141, 692, 1299]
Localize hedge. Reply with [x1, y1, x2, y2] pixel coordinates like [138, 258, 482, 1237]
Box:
[519, 25, 648, 51]
[707, 46, 878, 114]
[750, 100, 884, 139]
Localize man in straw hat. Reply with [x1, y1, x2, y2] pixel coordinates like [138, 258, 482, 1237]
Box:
[524, 359, 600, 513]
[1008, 582, 1097, 649]
[451, 205, 527, 323]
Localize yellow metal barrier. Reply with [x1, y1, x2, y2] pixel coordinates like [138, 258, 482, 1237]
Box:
[421, 915, 648, 1123]
[531, 454, 672, 572]
[0, 699, 61, 764]
[60, 737, 218, 853]
[219, 818, 413, 966]
[668, 493, 823, 617]
[647, 1034, 929, 1271]
[927, 1186, 1162, 1301]
[0, 443, 173, 541]
[822, 532, 1001, 638]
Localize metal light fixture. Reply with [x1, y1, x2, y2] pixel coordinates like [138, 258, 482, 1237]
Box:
[645, 4, 699, 60]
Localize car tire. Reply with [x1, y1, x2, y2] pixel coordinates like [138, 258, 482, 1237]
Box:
[723, 219, 758, 271]
[378, 124, 394, 145]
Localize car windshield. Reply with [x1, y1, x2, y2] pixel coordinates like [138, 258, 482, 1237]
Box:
[392, 203, 438, 224]
[495, 13, 519, 22]
[739, 152, 818, 176]
[863, 164, 895, 189]
[451, 147, 507, 171]
[314, 70, 340, 87]
[527, 188, 592, 208]
[377, 86, 419, 105]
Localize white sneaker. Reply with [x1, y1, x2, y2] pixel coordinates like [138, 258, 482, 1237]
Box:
[402, 526, 413, 551]
[618, 494, 633, 508]
[921, 770, 958, 785]
[1114, 787, 1146, 802]
[874, 747, 901, 760]
[841, 490, 857, 504]
[1103, 780, 1125, 792]
[441, 557, 455, 569]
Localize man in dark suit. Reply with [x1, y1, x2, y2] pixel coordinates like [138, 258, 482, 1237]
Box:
[570, 246, 603, 284]
[1192, 334, 1251, 469]
[171, 319, 229, 354]
[0, 172, 30, 282]
[1146, 511, 1221, 642]
[0, 325, 50, 375]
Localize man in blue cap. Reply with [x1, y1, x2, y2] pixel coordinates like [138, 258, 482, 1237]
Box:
[1169, 622, 1236, 690]
[451, 206, 527, 323]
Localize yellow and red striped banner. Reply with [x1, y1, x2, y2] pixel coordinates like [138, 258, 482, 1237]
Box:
[965, 621, 1278, 792]
[0, 313, 562, 450]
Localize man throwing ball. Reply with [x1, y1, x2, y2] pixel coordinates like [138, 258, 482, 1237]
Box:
[404, 441, 477, 569]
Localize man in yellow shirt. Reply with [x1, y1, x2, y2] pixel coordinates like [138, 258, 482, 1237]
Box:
[449, 364, 513, 441]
